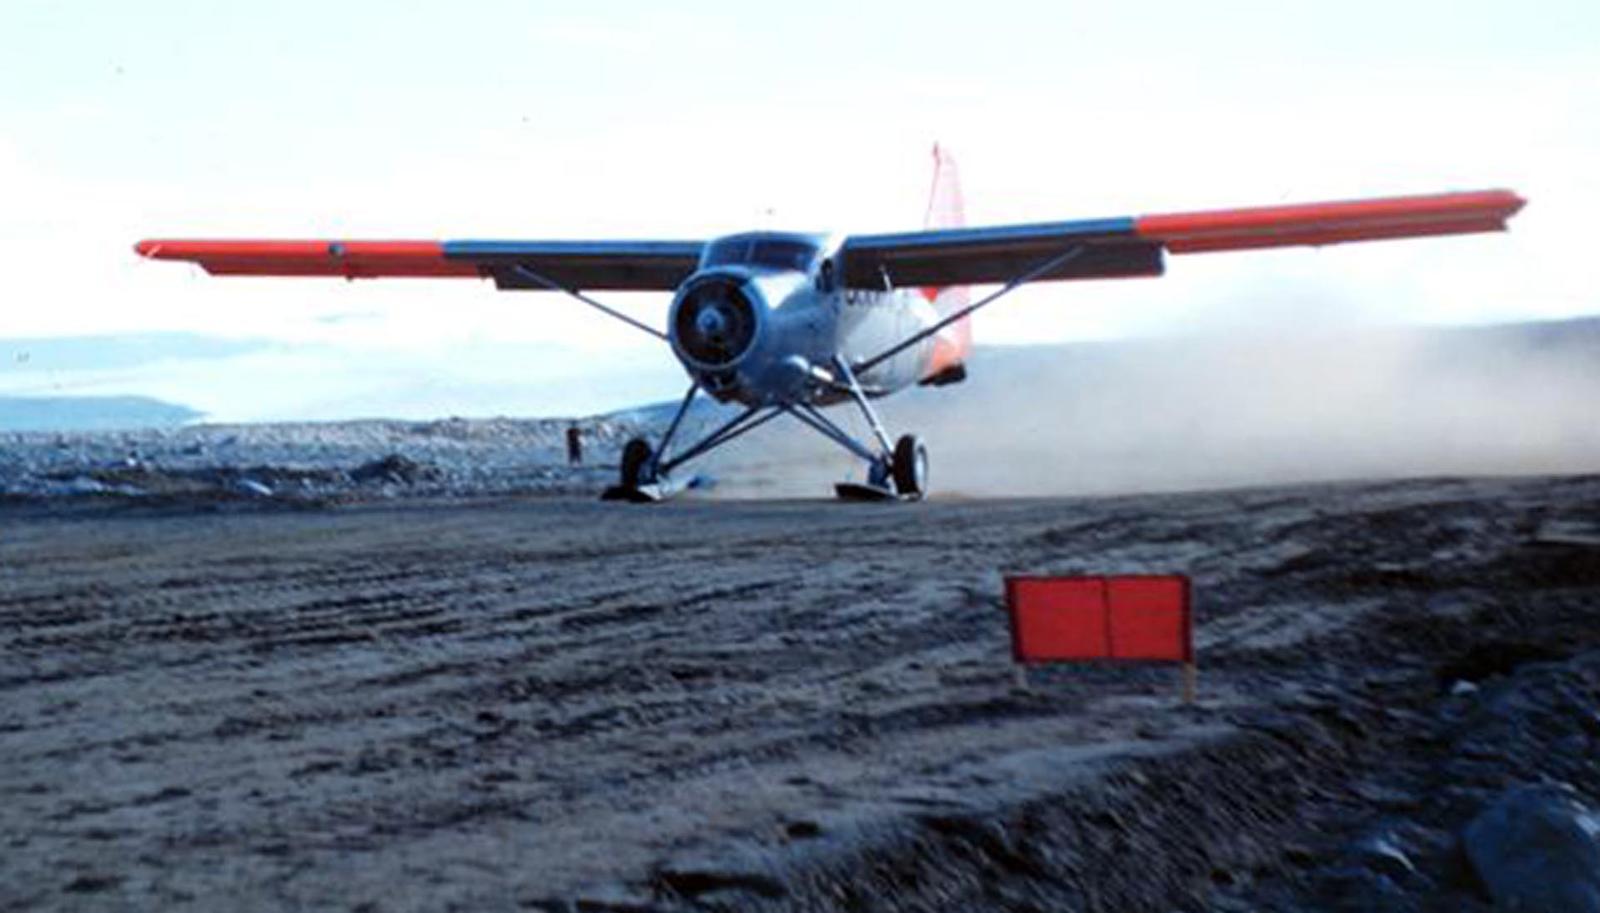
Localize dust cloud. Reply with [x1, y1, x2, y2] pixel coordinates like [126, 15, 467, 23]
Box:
[703, 319, 1600, 498]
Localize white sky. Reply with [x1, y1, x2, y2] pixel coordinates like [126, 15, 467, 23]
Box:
[0, 1, 1595, 419]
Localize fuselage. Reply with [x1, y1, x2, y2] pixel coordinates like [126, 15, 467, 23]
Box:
[666, 231, 942, 407]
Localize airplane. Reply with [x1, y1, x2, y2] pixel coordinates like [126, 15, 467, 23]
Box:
[135, 147, 1524, 502]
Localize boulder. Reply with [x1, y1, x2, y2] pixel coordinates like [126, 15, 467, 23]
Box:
[350, 453, 435, 485]
[1463, 783, 1600, 913]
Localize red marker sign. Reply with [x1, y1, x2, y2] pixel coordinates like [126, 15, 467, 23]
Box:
[1005, 575, 1196, 700]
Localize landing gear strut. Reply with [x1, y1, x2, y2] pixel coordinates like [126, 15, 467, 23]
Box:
[826, 357, 926, 502]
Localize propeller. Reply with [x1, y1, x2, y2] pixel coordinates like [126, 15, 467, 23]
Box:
[674, 280, 757, 367]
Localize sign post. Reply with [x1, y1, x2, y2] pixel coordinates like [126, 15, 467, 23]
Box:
[1004, 574, 1196, 704]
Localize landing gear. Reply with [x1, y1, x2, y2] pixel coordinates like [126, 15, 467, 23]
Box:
[619, 438, 654, 489]
[834, 436, 927, 502]
[602, 382, 784, 502]
[602, 367, 932, 503]
[604, 436, 659, 502]
[892, 434, 928, 500]
[605, 437, 687, 502]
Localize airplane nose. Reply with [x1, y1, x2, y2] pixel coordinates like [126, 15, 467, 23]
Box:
[672, 276, 761, 369]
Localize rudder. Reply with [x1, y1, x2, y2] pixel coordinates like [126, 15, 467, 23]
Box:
[921, 144, 972, 377]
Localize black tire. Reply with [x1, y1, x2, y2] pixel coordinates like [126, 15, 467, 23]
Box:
[892, 434, 928, 499]
[620, 438, 654, 489]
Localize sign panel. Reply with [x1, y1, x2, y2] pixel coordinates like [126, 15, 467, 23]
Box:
[1005, 575, 1192, 664]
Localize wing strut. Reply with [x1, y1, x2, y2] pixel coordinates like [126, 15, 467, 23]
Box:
[502, 264, 668, 341]
[854, 244, 1086, 373]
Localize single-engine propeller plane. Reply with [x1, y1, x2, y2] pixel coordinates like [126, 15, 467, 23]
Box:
[136, 148, 1524, 501]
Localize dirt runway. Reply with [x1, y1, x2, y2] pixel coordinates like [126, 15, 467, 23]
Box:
[5, 476, 1599, 911]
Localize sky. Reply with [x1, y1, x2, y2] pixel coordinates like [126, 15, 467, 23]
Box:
[0, 0, 1595, 421]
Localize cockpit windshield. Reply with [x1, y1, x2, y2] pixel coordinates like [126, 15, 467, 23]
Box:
[702, 236, 820, 272]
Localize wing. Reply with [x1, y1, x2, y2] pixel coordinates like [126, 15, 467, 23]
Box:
[839, 189, 1524, 288]
[133, 239, 706, 291]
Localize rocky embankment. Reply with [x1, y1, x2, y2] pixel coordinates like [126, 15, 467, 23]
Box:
[0, 416, 652, 504]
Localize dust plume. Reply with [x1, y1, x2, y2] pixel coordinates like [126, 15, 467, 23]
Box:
[701, 319, 1600, 498]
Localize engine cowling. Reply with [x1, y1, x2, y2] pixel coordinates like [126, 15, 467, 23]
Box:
[671, 273, 761, 370]
[668, 267, 826, 404]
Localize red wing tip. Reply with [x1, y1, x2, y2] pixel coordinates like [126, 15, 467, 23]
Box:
[134, 240, 161, 258]
[1136, 188, 1528, 250]
[1469, 187, 1527, 214]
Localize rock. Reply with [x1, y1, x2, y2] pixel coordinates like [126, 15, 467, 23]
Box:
[1533, 520, 1600, 548]
[351, 453, 434, 485]
[63, 873, 123, 893]
[1436, 641, 1568, 687]
[570, 883, 661, 912]
[235, 479, 274, 497]
[655, 851, 786, 902]
[1463, 783, 1600, 913]
[1349, 830, 1417, 881]
[784, 819, 822, 840]
[62, 476, 108, 495]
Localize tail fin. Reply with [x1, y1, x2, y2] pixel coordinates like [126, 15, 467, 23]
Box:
[923, 143, 966, 231]
[922, 144, 972, 375]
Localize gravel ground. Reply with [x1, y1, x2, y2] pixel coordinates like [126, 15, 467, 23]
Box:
[3, 473, 1599, 911]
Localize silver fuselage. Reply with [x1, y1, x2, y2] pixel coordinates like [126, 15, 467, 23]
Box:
[666, 231, 938, 406]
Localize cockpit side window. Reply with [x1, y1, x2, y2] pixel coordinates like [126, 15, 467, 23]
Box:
[815, 257, 835, 293]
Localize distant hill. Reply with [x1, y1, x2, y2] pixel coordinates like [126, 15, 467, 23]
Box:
[0, 396, 204, 432]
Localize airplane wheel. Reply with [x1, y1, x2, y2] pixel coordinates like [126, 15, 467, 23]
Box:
[620, 438, 654, 489]
[892, 434, 928, 499]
